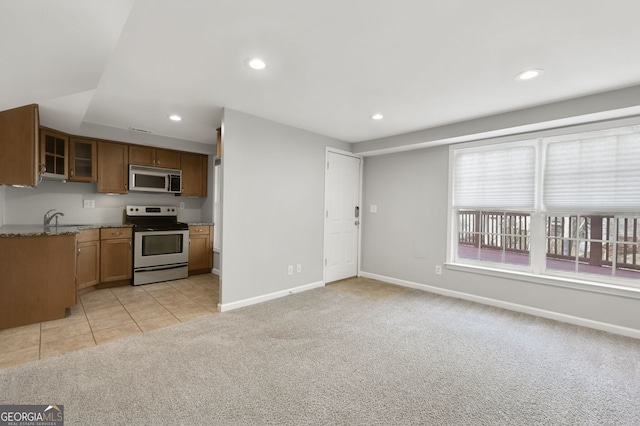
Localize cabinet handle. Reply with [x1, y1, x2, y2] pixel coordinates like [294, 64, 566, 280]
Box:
[112, 231, 122, 236]
[70, 169, 74, 177]
[129, 241, 132, 249]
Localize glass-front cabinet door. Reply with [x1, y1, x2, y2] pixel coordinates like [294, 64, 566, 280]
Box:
[69, 137, 97, 182]
[39, 129, 68, 179]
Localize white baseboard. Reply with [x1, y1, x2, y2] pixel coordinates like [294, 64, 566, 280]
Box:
[359, 271, 640, 340]
[218, 281, 325, 312]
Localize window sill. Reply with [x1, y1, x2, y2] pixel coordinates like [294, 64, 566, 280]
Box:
[445, 262, 640, 300]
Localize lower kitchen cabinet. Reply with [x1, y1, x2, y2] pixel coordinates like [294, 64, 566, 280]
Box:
[100, 227, 132, 282]
[76, 229, 100, 290]
[189, 225, 213, 274]
[0, 234, 76, 329]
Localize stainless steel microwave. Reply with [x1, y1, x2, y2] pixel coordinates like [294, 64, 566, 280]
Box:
[129, 165, 182, 193]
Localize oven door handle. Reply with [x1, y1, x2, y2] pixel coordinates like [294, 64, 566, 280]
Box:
[134, 263, 188, 273]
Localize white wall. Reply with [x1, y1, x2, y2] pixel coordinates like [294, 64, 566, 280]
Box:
[220, 109, 350, 307]
[353, 84, 640, 156]
[4, 180, 205, 225]
[361, 146, 640, 333]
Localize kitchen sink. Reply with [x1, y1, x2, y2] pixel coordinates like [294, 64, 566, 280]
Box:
[48, 224, 95, 229]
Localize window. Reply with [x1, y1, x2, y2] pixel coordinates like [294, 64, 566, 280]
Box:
[452, 141, 536, 270]
[458, 210, 531, 266]
[450, 124, 640, 288]
[545, 215, 640, 280]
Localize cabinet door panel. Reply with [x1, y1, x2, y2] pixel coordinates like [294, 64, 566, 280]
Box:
[156, 149, 180, 169]
[189, 225, 212, 273]
[77, 240, 100, 289]
[100, 239, 132, 282]
[40, 129, 68, 179]
[0, 104, 38, 186]
[180, 153, 208, 197]
[0, 235, 75, 329]
[129, 145, 155, 167]
[98, 142, 128, 193]
[189, 235, 210, 271]
[69, 138, 96, 182]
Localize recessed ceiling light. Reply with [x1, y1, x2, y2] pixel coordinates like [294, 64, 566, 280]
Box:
[371, 113, 384, 120]
[248, 58, 266, 70]
[516, 68, 544, 81]
[168, 115, 182, 121]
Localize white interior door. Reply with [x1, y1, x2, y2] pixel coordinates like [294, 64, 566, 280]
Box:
[324, 151, 361, 283]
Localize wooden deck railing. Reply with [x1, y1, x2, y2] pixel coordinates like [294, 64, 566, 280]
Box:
[458, 210, 530, 253]
[458, 211, 640, 271]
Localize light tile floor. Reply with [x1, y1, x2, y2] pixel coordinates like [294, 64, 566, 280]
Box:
[0, 273, 219, 370]
[327, 276, 410, 301]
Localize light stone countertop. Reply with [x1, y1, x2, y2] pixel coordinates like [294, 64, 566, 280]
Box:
[187, 222, 214, 226]
[0, 223, 132, 237]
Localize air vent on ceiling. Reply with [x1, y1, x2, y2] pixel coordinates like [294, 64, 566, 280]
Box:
[128, 127, 153, 134]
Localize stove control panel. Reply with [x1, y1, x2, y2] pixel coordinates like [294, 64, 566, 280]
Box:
[126, 205, 179, 217]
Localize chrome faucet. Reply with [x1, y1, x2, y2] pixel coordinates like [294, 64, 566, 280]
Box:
[43, 209, 64, 227]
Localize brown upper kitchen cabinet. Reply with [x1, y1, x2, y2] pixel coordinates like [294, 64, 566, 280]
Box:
[180, 153, 208, 197]
[0, 104, 40, 186]
[40, 128, 69, 180]
[69, 137, 97, 182]
[98, 141, 129, 193]
[216, 127, 222, 158]
[129, 145, 181, 169]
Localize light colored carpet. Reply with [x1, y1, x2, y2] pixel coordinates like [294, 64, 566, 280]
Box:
[1, 281, 639, 425]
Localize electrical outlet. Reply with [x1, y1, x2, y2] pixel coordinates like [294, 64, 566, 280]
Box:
[297, 264, 302, 273]
[83, 199, 95, 209]
[179, 202, 185, 209]
[288, 265, 293, 276]
[435, 265, 442, 275]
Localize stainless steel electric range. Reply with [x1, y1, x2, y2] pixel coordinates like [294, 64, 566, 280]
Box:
[125, 205, 189, 285]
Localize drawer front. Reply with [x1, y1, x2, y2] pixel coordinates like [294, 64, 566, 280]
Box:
[76, 228, 99, 243]
[189, 225, 211, 236]
[100, 227, 132, 240]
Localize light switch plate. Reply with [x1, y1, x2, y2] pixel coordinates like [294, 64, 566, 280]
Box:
[370, 205, 377, 213]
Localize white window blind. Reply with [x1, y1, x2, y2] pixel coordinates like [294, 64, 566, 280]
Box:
[543, 130, 640, 212]
[453, 143, 536, 209]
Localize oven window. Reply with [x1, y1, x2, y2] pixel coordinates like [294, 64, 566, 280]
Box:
[142, 234, 183, 256]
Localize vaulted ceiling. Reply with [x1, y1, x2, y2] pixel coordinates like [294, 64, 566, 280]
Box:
[2, 1, 640, 147]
